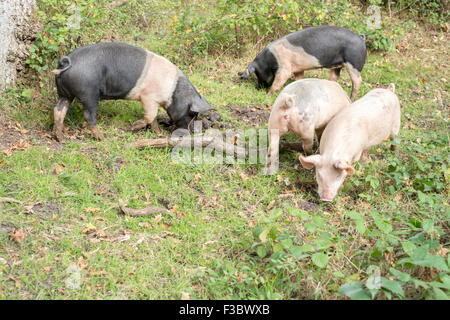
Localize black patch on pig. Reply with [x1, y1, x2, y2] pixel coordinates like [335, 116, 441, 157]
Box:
[286, 26, 366, 72]
[252, 48, 279, 89]
[55, 42, 148, 102]
[166, 73, 212, 129]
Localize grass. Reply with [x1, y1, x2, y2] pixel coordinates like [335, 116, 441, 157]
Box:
[0, 3, 449, 299]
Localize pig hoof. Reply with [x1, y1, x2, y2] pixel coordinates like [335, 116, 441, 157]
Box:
[262, 166, 276, 175]
[52, 128, 64, 142]
[131, 120, 148, 131]
[88, 126, 104, 141]
[93, 131, 104, 141]
[53, 132, 64, 143]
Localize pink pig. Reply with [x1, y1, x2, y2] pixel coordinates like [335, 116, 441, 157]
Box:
[299, 84, 401, 202]
[265, 78, 351, 174]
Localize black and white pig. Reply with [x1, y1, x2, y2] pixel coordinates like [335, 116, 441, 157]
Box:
[52, 42, 212, 141]
[240, 26, 367, 100]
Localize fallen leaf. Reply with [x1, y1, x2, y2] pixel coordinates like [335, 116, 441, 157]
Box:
[8, 275, 21, 288]
[139, 222, 151, 228]
[160, 231, 175, 238]
[194, 173, 202, 182]
[77, 256, 88, 270]
[180, 292, 191, 300]
[1, 149, 13, 157]
[9, 228, 26, 243]
[95, 229, 106, 239]
[116, 234, 131, 242]
[89, 269, 108, 276]
[82, 223, 96, 234]
[15, 139, 31, 150]
[202, 240, 218, 250]
[394, 193, 403, 203]
[153, 214, 163, 224]
[240, 172, 250, 182]
[267, 199, 276, 211]
[84, 207, 100, 213]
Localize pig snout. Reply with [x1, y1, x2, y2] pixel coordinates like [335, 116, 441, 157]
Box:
[319, 192, 336, 203]
[317, 185, 338, 202]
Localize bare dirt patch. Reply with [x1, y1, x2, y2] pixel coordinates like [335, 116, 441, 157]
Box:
[298, 200, 319, 213]
[29, 201, 60, 218]
[0, 118, 62, 155]
[226, 104, 270, 127]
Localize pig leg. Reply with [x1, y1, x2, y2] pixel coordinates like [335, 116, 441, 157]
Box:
[52, 97, 71, 142]
[81, 97, 104, 141]
[315, 127, 325, 144]
[344, 63, 362, 101]
[301, 128, 315, 155]
[132, 96, 161, 135]
[268, 68, 291, 95]
[390, 111, 401, 151]
[150, 119, 162, 137]
[264, 126, 287, 175]
[329, 68, 342, 82]
[294, 71, 305, 80]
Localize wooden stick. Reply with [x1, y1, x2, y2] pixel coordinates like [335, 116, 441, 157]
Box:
[125, 136, 251, 158]
[125, 136, 214, 149]
[106, 0, 128, 9]
[119, 202, 170, 217]
[125, 136, 304, 156]
[0, 197, 23, 204]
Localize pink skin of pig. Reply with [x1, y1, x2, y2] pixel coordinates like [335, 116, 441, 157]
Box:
[299, 83, 401, 202]
[264, 78, 351, 174]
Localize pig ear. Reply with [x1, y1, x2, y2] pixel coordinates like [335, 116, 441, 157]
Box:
[284, 94, 295, 108]
[388, 83, 395, 93]
[190, 96, 212, 114]
[334, 160, 355, 176]
[240, 62, 256, 79]
[299, 154, 321, 169]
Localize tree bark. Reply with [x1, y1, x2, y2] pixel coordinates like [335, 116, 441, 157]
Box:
[0, 0, 39, 91]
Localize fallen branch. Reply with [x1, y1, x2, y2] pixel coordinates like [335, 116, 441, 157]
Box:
[106, 0, 128, 9]
[125, 136, 214, 149]
[125, 136, 250, 158]
[119, 201, 170, 217]
[125, 135, 305, 157]
[0, 197, 23, 204]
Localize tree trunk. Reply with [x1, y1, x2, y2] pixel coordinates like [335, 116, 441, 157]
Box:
[0, 0, 39, 91]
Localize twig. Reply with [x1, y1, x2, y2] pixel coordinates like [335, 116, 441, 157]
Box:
[125, 134, 304, 160]
[106, 0, 128, 9]
[125, 136, 251, 158]
[0, 197, 23, 204]
[119, 201, 170, 217]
